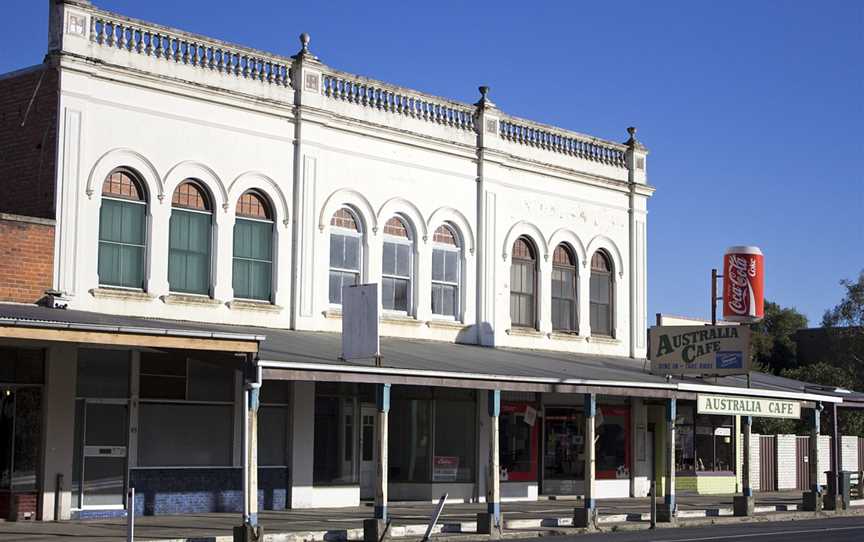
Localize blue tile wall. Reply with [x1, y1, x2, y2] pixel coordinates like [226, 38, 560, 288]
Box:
[72, 509, 127, 520]
[130, 467, 288, 516]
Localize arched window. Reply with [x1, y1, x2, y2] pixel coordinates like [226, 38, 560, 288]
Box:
[233, 191, 273, 301]
[381, 216, 413, 313]
[590, 251, 613, 336]
[98, 169, 147, 289]
[552, 244, 578, 332]
[169, 180, 212, 295]
[329, 207, 362, 305]
[510, 237, 537, 328]
[431, 225, 461, 318]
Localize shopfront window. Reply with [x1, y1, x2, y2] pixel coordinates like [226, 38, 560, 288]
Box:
[259, 380, 291, 466]
[432, 389, 475, 482]
[543, 407, 584, 481]
[137, 351, 236, 467]
[500, 402, 538, 481]
[597, 407, 630, 479]
[675, 403, 734, 472]
[390, 387, 432, 482]
[314, 383, 369, 484]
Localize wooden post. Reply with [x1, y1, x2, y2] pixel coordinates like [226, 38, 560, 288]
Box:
[365, 384, 390, 542]
[658, 398, 676, 522]
[734, 416, 754, 516]
[478, 390, 502, 537]
[574, 393, 596, 528]
[235, 359, 262, 542]
[803, 406, 823, 511]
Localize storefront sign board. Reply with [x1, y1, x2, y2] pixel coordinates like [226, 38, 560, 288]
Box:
[432, 456, 459, 481]
[697, 394, 801, 419]
[649, 325, 751, 375]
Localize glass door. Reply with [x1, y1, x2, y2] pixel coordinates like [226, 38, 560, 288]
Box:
[359, 405, 376, 499]
[78, 400, 128, 508]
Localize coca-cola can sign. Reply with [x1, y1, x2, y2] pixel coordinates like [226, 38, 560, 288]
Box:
[723, 246, 764, 322]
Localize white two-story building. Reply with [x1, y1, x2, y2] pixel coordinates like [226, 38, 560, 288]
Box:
[0, 0, 843, 525]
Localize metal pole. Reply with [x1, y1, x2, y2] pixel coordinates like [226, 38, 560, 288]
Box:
[833, 403, 840, 503]
[421, 493, 448, 542]
[711, 268, 718, 325]
[126, 487, 135, 542]
[242, 388, 249, 524]
[650, 480, 657, 529]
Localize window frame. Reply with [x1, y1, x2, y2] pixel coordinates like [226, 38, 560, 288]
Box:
[551, 244, 578, 333]
[328, 208, 364, 307]
[98, 170, 148, 290]
[381, 217, 414, 315]
[589, 251, 614, 338]
[509, 237, 538, 329]
[232, 192, 275, 303]
[168, 181, 214, 296]
[430, 225, 461, 321]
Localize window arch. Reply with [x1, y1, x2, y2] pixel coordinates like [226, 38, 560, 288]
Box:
[510, 237, 537, 328]
[590, 251, 613, 336]
[552, 244, 578, 332]
[169, 180, 213, 295]
[98, 169, 147, 289]
[329, 207, 363, 305]
[431, 224, 461, 318]
[381, 216, 414, 313]
[233, 191, 274, 301]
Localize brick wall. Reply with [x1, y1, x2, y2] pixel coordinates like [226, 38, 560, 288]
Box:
[0, 64, 58, 220]
[776, 435, 797, 490]
[841, 436, 859, 472]
[0, 214, 55, 303]
[750, 433, 761, 491]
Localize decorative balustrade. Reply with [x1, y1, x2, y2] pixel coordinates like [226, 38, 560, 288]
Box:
[321, 73, 475, 131]
[88, 12, 292, 88]
[499, 119, 627, 168]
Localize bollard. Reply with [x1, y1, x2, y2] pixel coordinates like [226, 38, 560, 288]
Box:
[650, 481, 657, 529]
[127, 487, 135, 542]
[54, 473, 64, 521]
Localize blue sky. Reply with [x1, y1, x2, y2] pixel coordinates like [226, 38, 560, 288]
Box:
[3, 1, 861, 326]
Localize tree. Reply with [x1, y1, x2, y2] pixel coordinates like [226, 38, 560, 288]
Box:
[749, 301, 808, 375]
[822, 270, 864, 327]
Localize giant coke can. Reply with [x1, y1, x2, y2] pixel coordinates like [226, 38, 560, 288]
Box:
[723, 246, 764, 322]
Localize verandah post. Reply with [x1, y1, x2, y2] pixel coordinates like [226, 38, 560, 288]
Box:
[657, 397, 676, 523]
[573, 393, 597, 528]
[364, 383, 391, 542]
[734, 415, 755, 516]
[477, 389, 502, 538]
[803, 405, 823, 511]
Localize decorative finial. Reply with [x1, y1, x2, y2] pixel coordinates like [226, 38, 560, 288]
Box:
[293, 32, 318, 61]
[475, 85, 495, 108]
[624, 125, 645, 150]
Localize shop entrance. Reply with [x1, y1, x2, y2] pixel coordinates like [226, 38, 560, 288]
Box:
[73, 400, 128, 509]
[0, 386, 42, 516]
[359, 405, 376, 499]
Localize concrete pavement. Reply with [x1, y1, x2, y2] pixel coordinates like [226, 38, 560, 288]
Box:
[0, 492, 860, 542]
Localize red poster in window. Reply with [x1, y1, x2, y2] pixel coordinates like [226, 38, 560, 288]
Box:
[500, 402, 539, 482]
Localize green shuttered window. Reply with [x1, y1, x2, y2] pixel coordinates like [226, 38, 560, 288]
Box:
[169, 210, 211, 294]
[98, 170, 147, 289]
[233, 218, 273, 301]
[169, 181, 212, 295]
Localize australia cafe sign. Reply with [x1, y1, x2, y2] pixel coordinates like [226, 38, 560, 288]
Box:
[697, 393, 801, 420]
[649, 325, 751, 376]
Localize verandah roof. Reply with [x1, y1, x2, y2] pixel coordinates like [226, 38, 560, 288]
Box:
[0, 303, 844, 405]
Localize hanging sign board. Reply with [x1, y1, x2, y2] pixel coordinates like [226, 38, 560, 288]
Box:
[649, 325, 751, 375]
[697, 394, 801, 419]
[341, 283, 380, 361]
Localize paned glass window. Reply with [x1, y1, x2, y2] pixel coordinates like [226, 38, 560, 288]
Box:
[431, 225, 460, 318]
[675, 404, 735, 472]
[590, 251, 613, 336]
[98, 170, 147, 289]
[382, 217, 413, 312]
[552, 245, 578, 332]
[233, 191, 273, 301]
[169, 181, 212, 295]
[329, 208, 362, 305]
[510, 237, 536, 328]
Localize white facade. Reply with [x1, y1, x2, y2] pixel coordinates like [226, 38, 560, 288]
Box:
[49, 1, 652, 358]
